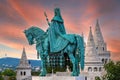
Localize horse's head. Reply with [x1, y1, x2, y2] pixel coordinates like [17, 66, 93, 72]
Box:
[24, 28, 34, 45]
[24, 26, 45, 45]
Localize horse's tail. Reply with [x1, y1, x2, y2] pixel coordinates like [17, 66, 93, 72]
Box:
[75, 35, 85, 70]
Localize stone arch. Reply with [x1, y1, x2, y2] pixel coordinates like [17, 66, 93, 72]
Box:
[105, 59, 108, 64]
[96, 47, 98, 50]
[94, 67, 97, 72]
[88, 67, 92, 72]
[103, 47, 104, 51]
[102, 58, 104, 63]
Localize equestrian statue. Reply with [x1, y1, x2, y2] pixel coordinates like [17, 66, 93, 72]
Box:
[24, 8, 85, 76]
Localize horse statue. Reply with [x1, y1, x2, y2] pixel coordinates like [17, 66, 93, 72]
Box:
[24, 26, 84, 76]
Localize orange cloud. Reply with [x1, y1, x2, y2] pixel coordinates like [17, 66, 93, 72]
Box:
[0, 0, 120, 61]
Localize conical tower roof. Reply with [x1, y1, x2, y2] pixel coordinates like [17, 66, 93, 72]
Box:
[85, 27, 101, 62]
[87, 27, 95, 47]
[17, 48, 31, 69]
[94, 19, 104, 45]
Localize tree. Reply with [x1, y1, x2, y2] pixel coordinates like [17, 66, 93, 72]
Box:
[2, 69, 16, 76]
[0, 72, 4, 80]
[31, 71, 40, 76]
[2, 69, 16, 80]
[104, 61, 120, 80]
[95, 76, 101, 80]
[9, 76, 16, 80]
[96, 61, 120, 80]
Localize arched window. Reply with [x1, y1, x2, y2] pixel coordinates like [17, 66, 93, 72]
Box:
[102, 59, 104, 63]
[105, 59, 108, 64]
[103, 47, 104, 51]
[88, 67, 92, 72]
[94, 67, 97, 72]
[24, 71, 26, 76]
[21, 71, 22, 76]
[99, 67, 102, 71]
[96, 47, 98, 50]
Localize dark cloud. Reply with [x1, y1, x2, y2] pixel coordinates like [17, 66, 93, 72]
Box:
[89, 0, 120, 14]
[0, 0, 27, 26]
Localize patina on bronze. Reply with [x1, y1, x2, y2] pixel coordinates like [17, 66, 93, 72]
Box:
[24, 8, 84, 76]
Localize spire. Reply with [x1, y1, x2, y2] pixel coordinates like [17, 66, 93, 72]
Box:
[81, 32, 84, 39]
[18, 47, 31, 68]
[85, 27, 100, 62]
[94, 19, 104, 45]
[87, 27, 95, 46]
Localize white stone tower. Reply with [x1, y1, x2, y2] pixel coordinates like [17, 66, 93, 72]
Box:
[16, 48, 32, 80]
[93, 20, 110, 64]
[84, 27, 103, 80]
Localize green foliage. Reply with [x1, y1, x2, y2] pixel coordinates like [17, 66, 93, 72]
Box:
[46, 66, 52, 73]
[0, 72, 4, 80]
[31, 71, 40, 76]
[2, 69, 16, 76]
[0, 76, 4, 80]
[95, 76, 101, 80]
[46, 66, 66, 73]
[0, 75, 4, 80]
[0, 69, 16, 80]
[8, 76, 16, 80]
[95, 61, 120, 80]
[104, 61, 120, 80]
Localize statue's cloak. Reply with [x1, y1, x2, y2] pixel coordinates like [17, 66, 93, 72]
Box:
[48, 8, 73, 52]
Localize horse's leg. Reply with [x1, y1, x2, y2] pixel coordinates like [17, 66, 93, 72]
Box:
[68, 53, 77, 76]
[39, 53, 47, 76]
[40, 38, 49, 76]
[75, 56, 80, 76]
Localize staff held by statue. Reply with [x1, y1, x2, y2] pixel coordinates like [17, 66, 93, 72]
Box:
[44, 12, 50, 26]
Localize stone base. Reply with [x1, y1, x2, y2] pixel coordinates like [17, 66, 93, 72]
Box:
[32, 75, 85, 80]
[56, 72, 71, 76]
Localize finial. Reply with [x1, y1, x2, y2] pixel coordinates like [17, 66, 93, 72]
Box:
[96, 19, 99, 26]
[90, 26, 92, 30]
[90, 26, 93, 33]
[44, 11, 47, 17]
[97, 19, 98, 22]
[23, 47, 25, 52]
[5, 53, 7, 57]
[23, 46, 25, 49]
[82, 32, 84, 37]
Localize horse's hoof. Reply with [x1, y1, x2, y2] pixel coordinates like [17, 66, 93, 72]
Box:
[71, 73, 78, 76]
[39, 73, 46, 76]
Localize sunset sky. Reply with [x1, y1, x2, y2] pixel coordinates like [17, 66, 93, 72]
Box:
[0, 0, 120, 61]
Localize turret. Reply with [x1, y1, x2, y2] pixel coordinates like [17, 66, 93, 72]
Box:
[93, 19, 111, 64]
[85, 27, 100, 62]
[16, 48, 32, 80]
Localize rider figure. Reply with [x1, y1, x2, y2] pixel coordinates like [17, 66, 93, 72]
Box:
[47, 8, 67, 52]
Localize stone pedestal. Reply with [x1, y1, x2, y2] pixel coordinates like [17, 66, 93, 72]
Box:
[56, 72, 71, 76]
[32, 75, 85, 80]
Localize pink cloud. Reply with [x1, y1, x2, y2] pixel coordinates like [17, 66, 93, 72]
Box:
[0, 0, 120, 61]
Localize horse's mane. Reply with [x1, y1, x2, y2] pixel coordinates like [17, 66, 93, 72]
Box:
[27, 26, 45, 35]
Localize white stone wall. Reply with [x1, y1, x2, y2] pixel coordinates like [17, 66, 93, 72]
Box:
[32, 75, 85, 80]
[16, 69, 31, 80]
